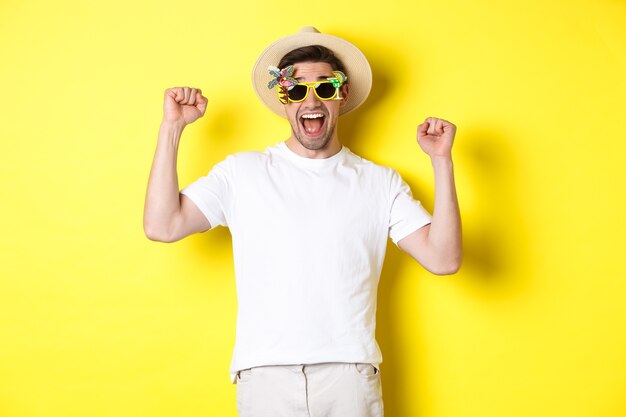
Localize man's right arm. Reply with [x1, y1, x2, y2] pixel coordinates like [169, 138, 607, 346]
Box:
[143, 87, 210, 242]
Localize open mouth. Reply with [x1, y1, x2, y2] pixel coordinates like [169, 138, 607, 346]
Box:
[300, 112, 326, 137]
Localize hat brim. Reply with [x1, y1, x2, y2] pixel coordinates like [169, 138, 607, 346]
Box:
[252, 30, 372, 118]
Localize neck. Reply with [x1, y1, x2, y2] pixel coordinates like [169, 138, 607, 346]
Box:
[285, 133, 342, 159]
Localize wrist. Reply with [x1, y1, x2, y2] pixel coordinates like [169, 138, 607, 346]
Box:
[158, 120, 185, 148]
[160, 119, 186, 132]
[430, 154, 453, 164]
[430, 156, 454, 175]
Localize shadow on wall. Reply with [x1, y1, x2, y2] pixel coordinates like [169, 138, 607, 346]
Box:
[337, 37, 392, 155]
[459, 126, 531, 286]
[375, 129, 530, 416]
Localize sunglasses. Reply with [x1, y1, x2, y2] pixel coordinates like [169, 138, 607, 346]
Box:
[275, 70, 348, 104]
[282, 81, 341, 103]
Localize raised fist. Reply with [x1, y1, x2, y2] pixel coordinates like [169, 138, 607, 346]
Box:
[417, 117, 457, 158]
[162, 87, 208, 127]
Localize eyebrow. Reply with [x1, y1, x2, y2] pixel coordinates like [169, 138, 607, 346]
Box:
[294, 75, 332, 81]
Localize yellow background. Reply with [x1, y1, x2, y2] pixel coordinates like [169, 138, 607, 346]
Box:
[1, 0, 625, 416]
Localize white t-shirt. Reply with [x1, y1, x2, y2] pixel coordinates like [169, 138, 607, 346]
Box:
[181, 141, 432, 384]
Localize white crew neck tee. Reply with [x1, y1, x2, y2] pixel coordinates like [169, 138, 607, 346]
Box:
[181, 141, 432, 384]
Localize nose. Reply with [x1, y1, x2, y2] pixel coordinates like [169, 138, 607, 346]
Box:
[303, 85, 321, 106]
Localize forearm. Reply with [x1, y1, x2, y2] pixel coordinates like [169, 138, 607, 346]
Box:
[427, 156, 462, 271]
[428, 157, 462, 271]
[400, 117, 462, 274]
[143, 121, 186, 240]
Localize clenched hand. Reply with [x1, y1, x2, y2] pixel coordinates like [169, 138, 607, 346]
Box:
[417, 117, 457, 159]
[162, 86, 208, 127]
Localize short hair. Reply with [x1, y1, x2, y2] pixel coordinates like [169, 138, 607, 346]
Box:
[277, 45, 348, 81]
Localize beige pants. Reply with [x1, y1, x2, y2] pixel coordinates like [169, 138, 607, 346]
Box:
[235, 362, 384, 417]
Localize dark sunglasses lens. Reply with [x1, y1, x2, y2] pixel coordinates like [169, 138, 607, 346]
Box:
[288, 85, 308, 101]
[315, 83, 336, 99]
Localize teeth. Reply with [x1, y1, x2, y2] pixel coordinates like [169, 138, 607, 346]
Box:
[301, 113, 324, 119]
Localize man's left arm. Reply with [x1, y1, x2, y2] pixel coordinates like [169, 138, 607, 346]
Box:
[397, 117, 462, 275]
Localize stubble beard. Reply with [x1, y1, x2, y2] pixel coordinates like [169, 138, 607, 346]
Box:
[291, 117, 337, 151]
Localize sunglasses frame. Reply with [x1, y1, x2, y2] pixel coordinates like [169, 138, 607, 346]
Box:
[275, 71, 347, 104]
[280, 81, 342, 103]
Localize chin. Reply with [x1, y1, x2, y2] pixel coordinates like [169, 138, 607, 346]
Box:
[296, 132, 332, 151]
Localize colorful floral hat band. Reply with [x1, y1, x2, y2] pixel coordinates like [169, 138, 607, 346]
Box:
[267, 65, 298, 90]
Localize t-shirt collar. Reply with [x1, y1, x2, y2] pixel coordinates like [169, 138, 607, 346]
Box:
[276, 141, 348, 168]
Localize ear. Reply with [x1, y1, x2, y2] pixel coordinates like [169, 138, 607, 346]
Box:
[339, 84, 350, 107]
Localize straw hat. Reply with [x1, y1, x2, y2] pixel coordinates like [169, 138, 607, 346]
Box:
[252, 26, 372, 118]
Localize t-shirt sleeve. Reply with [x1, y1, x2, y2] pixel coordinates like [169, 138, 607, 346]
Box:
[180, 155, 234, 229]
[388, 169, 432, 245]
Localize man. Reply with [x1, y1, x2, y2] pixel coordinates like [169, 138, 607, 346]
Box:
[144, 27, 461, 417]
